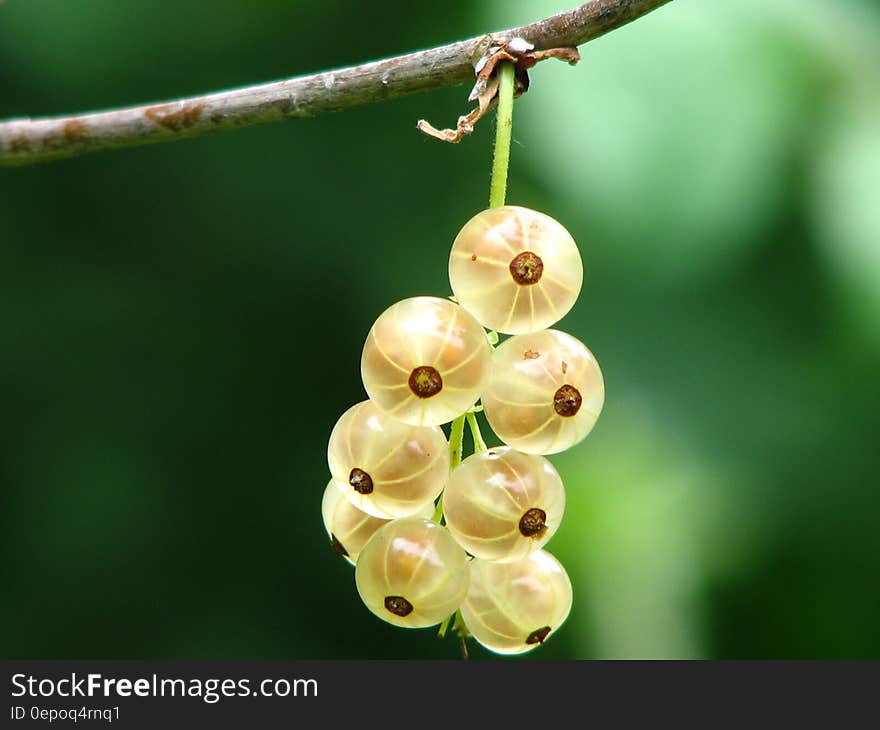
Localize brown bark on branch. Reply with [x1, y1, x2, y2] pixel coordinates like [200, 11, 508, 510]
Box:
[0, 0, 672, 167]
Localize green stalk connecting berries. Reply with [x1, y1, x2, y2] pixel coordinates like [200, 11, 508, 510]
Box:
[448, 412, 466, 470]
[321, 56, 606, 656]
[466, 412, 488, 454]
[438, 59, 515, 524]
[489, 62, 516, 210]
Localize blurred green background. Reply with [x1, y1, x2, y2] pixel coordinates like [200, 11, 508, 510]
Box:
[2, 0, 878, 659]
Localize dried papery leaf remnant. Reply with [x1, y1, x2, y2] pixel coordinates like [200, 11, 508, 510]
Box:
[417, 40, 580, 144]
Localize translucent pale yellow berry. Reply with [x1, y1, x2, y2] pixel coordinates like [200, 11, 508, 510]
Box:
[460, 550, 572, 654]
[481, 329, 604, 455]
[327, 400, 449, 519]
[442, 447, 565, 563]
[448, 206, 583, 335]
[321, 480, 432, 566]
[361, 296, 492, 427]
[355, 518, 470, 629]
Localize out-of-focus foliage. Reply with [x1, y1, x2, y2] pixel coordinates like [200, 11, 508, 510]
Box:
[1, 0, 877, 659]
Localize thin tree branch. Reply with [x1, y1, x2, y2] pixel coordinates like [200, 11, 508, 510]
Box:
[0, 0, 671, 167]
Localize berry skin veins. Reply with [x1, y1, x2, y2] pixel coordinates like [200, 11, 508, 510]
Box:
[442, 447, 565, 563]
[361, 296, 492, 426]
[459, 549, 573, 655]
[482, 329, 604, 455]
[327, 400, 449, 519]
[355, 518, 470, 629]
[449, 206, 583, 335]
[321, 479, 433, 567]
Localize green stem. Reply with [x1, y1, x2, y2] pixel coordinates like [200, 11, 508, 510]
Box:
[453, 609, 469, 638]
[431, 495, 444, 524]
[488, 62, 516, 209]
[466, 411, 488, 453]
[449, 413, 466, 469]
[435, 413, 466, 523]
[437, 613, 453, 640]
[452, 609, 470, 659]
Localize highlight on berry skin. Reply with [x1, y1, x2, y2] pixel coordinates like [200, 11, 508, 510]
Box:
[327, 400, 450, 519]
[355, 518, 470, 629]
[459, 549, 572, 655]
[442, 447, 565, 563]
[321, 480, 433, 566]
[361, 296, 492, 426]
[448, 206, 583, 335]
[481, 329, 604, 455]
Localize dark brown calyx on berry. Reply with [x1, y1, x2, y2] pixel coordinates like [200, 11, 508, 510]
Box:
[408, 365, 443, 398]
[509, 251, 544, 285]
[384, 596, 414, 617]
[330, 534, 349, 558]
[526, 626, 552, 645]
[553, 384, 582, 417]
[349, 468, 374, 494]
[519, 508, 547, 538]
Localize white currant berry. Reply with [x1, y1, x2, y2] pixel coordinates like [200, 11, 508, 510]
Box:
[481, 329, 604, 455]
[448, 206, 583, 335]
[460, 549, 572, 654]
[442, 447, 565, 563]
[361, 296, 492, 426]
[355, 518, 470, 629]
[321, 480, 432, 566]
[327, 400, 449, 519]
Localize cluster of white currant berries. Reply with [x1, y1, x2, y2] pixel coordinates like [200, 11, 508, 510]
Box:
[321, 205, 604, 655]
